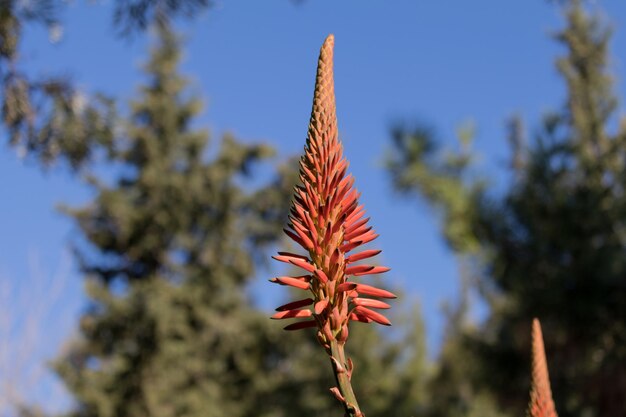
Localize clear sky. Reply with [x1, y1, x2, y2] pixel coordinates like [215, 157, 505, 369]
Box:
[2, 0, 626, 414]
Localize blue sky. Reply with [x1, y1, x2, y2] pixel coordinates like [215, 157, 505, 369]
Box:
[2, 0, 626, 413]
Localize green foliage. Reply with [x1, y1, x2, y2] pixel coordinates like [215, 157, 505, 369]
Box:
[0, 0, 115, 168]
[417, 272, 508, 417]
[55, 25, 294, 417]
[387, 121, 483, 253]
[0, 0, 216, 169]
[59, 278, 300, 417]
[388, 2, 626, 416]
[112, 0, 213, 36]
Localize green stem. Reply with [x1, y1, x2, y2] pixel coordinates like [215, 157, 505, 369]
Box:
[330, 339, 363, 417]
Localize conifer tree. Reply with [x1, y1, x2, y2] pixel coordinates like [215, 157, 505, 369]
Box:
[387, 1, 626, 416]
[0, 0, 214, 168]
[1, 0, 115, 168]
[54, 24, 295, 417]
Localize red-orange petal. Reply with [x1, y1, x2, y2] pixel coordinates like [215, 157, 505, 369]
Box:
[345, 204, 364, 223]
[336, 282, 358, 292]
[277, 251, 309, 261]
[272, 309, 313, 319]
[355, 283, 396, 299]
[353, 266, 391, 276]
[314, 269, 329, 283]
[353, 306, 391, 326]
[289, 258, 316, 273]
[302, 210, 316, 232]
[289, 216, 307, 233]
[334, 176, 354, 203]
[293, 227, 315, 250]
[270, 276, 311, 290]
[333, 247, 343, 265]
[336, 172, 352, 192]
[345, 217, 370, 234]
[340, 200, 359, 219]
[301, 164, 316, 183]
[314, 299, 329, 314]
[348, 230, 377, 243]
[276, 298, 314, 311]
[273, 254, 302, 264]
[283, 229, 307, 249]
[352, 298, 391, 309]
[339, 241, 361, 253]
[284, 320, 318, 331]
[346, 249, 381, 263]
[344, 226, 372, 242]
[349, 312, 372, 323]
[345, 265, 375, 275]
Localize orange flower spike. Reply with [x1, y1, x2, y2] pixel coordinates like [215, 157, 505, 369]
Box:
[269, 35, 395, 417]
[527, 318, 559, 417]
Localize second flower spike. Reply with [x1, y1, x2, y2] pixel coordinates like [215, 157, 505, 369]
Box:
[527, 318, 558, 417]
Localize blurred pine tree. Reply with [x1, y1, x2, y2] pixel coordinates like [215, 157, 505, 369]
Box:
[387, 2, 626, 416]
[54, 24, 295, 417]
[0, 0, 215, 169]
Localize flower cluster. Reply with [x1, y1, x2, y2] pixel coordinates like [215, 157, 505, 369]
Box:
[269, 35, 395, 416]
[270, 34, 395, 353]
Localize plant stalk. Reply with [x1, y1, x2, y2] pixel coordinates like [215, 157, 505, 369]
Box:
[330, 339, 363, 417]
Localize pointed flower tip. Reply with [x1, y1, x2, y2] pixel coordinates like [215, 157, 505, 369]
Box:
[531, 318, 547, 362]
[318, 33, 335, 70]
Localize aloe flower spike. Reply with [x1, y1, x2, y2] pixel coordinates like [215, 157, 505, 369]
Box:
[527, 318, 558, 417]
[269, 34, 396, 417]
